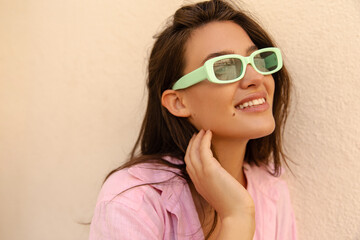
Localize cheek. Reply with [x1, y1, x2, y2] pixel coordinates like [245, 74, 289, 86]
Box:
[266, 77, 275, 103]
[184, 85, 220, 112]
[184, 89, 229, 129]
[187, 95, 216, 119]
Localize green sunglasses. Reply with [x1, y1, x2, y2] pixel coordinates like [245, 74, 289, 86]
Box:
[172, 47, 283, 90]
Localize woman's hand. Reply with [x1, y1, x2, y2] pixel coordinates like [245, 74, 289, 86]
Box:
[185, 129, 255, 239]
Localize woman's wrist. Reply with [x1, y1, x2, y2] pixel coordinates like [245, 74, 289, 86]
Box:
[218, 214, 255, 240]
[219, 202, 256, 221]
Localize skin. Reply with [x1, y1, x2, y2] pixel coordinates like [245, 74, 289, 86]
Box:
[162, 21, 276, 239]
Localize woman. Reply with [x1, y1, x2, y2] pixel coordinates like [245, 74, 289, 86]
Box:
[90, 0, 297, 239]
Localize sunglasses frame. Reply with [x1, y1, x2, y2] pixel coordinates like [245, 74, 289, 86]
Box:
[172, 47, 283, 90]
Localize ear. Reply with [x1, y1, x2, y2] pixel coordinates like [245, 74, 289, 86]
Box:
[161, 89, 191, 117]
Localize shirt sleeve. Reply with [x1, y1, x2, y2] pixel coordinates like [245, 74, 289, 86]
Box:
[89, 198, 164, 240]
[276, 180, 297, 240]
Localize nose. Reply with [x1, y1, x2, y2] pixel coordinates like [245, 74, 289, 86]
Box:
[239, 64, 264, 89]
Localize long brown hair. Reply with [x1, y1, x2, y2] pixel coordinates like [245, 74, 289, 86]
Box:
[106, 0, 291, 238]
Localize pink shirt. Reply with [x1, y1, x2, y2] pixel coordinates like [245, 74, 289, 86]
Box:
[90, 157, 297, 239]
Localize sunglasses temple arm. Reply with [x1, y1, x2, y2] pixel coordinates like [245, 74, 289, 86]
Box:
[172, 67, 207, 90]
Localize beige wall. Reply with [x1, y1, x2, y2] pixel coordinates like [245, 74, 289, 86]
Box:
[0, 0, 359, 239]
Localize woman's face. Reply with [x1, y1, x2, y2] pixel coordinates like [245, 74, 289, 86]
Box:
[181, 21, 275, 141]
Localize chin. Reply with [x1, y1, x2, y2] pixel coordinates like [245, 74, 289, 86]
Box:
[249, 119, 276, 140]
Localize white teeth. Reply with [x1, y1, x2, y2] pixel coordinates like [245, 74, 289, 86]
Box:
[236, 98, 266, 109]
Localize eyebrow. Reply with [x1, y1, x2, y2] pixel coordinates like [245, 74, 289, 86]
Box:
[201, 45, 258, 64]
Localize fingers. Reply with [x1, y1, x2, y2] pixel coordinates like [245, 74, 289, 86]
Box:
[185, 130, 203, 174]
[185, 129, 212, 175]
[199, 130, 214, 165]
[184, 133, 195, 173]
[189, 129, 205, 168]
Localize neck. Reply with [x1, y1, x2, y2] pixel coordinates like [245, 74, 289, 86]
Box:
[211, 136, 248, 188]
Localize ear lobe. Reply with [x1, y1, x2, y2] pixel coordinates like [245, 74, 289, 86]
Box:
[161, 89, 190, 117]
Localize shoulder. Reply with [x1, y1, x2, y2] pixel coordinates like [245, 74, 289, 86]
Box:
[90, 157, 203, 239]
[95, 157, 187, 210]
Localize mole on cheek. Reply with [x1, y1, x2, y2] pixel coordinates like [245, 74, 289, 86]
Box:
[232, 112, 235, 117]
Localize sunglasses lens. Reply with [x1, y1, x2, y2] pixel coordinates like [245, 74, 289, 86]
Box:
[213, 58, 242, 81]
[253, 50, 279, 73]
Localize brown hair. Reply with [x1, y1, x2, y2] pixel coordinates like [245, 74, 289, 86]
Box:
[106, 0, 291, 238]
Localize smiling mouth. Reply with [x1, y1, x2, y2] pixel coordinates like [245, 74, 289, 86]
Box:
[235, 98, 266, 110]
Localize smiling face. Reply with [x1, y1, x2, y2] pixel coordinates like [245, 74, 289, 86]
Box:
[181, 21, 275, 141]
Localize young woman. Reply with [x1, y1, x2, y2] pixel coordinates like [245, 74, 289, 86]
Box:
[89, 0, 297, 239]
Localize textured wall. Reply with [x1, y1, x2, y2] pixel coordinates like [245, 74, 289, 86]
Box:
[0, 0, 359, 239]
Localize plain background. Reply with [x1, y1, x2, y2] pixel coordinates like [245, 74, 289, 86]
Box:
[1, 0, 359, 239]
